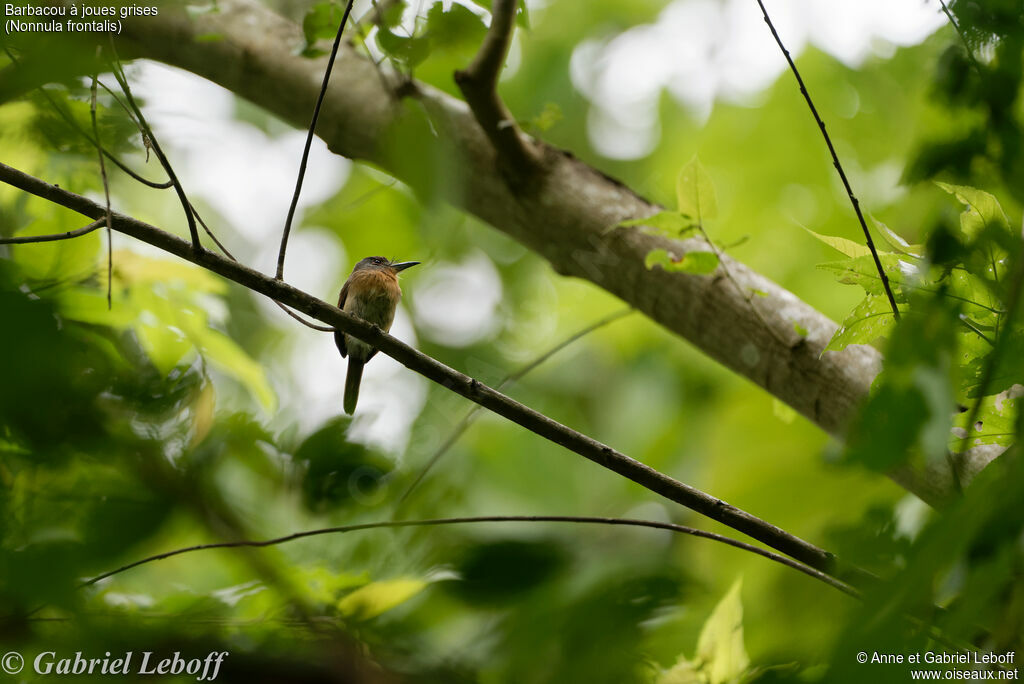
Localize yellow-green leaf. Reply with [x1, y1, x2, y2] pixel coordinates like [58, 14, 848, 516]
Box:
[615, 211, 696, 238]
[825, 294, 899, 352]
[695, 579, 749, 684]
[337, 578, 428, 620]
[935, 182, 1012, 240]
[646, 248, 719, 275]
[657, 659, 704, 684]
[676, 156, 718, 223]
[802, 226, 873, 259]
[871, 217, 923, 258]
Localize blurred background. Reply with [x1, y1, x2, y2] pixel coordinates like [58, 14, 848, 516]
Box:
[1, 0, 1021, 681]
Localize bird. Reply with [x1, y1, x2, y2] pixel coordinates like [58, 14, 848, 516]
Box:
[335, 256, 420, 414]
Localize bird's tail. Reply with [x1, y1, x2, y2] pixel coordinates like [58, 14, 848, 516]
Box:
[344, 358, 365, 415]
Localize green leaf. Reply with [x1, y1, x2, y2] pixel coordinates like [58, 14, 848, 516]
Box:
[302, 2, 345, 46]
[658, 579, 749, 684]
[817, 253, 907, 297]
[696, 579, 750, 684]
[376, 28, 432, 68]
[676, 156, 718, 223]
[934, 182, 1012, 240]
[825, 294, 899, 351]
[426, 3, 488, 50]
[337, 577, 428, 620]
[871, 217, 924, 258]
[802, 226, 874, 259]
[645, 248, 719, 275]
[952, 394, 1019, 449]
[657, 660, 703, 684]
[615, 211, 695, 238]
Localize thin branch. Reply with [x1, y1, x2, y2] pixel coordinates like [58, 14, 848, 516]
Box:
[0, 219, 105, 245]
[277, 0, 356, 281]
[82, 515, 858, 597]
[938, 0, 982, 71]
[105, 44, 201, 250]
[454, 0, 538, 177]
[0, 160, 849, 579]
[396, 307, 634, 508]
[754, 0, 900, 321]
[90, 67, 114, 309]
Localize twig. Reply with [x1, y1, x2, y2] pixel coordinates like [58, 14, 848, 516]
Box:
[454, 0, 538, 177]
[938, 0, 981, 71]
[105, 42, 201, 250]
[396, 307, 634, 508]
[0, 160, 846, 578]
[754, 0, 900, 321]
[81, 515, 858, 597]
[0, 219, 105, 245]
[90, 66, 114, 309]
[277, 0, 356, 281]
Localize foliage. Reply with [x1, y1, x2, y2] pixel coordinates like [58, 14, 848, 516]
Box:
[814, 183, 1021, 461]
[1, 0, 1024, 682]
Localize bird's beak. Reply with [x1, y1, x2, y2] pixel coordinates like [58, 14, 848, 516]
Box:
[391, 261, 421, 272]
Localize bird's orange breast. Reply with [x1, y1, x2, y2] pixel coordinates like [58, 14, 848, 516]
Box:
[342, 268, 402, 340]
[345, 268, 401, 300]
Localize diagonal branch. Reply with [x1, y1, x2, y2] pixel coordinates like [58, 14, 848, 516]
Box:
[83, 515, 859, 597]
[454, 0, 539, 177]
[0, 160, 847, 579]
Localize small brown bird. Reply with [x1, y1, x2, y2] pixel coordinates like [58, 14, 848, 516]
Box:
[335, 256, 420, 414]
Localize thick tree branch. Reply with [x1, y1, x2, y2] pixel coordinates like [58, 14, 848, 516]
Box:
[3, 0, 997, 504]
[454, 0, 538, 176]
[0, 160, 847, 579]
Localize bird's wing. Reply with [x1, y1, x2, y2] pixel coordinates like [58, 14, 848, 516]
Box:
[334, 281, 349, 358]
